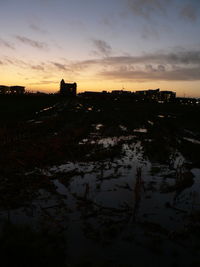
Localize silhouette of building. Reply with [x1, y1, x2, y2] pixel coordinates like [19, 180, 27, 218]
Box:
[79, 91, 109, 99]
[0, 85, 25, 94]
[159, 90, 176, 101]
[60, 79, 77, 96]
[111, 90, 132, 96]
[0, 85, 10, 94]
[135, 88, 160, 100]
[135, 88, 176, 102]
[10, 86, 25, 94]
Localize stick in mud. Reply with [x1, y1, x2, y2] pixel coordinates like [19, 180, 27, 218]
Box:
[84, 183, 90, 200]
[173, 165, 183, 205]
[131, 167, 145, 222]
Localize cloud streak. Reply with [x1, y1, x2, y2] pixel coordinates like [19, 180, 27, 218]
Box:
[127, 0, 200, 22]
[92, 39, 112, 57]
[31, 65, 45, 71]
[180, 3, 199, 22]
[74, 50, 200, 68]
[127, 0, 169, 19]
[1, 48, 200, 82]
[100, 66, 200, 81]
[15, 35, 47, 49]
[72, 49, 200, 82]
[0, 38, 15, 49]
[51, 62, 68, 71]
[29, 24, 48, 34]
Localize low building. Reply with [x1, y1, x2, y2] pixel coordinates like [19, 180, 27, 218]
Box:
[135, 88, 160, 100]
[111, 90, 132, 96]
[159, 91, 176, 101]
[0, 85, 25, 94]
[10, 86, 25, 94]
[135, 88, 176, 102]
[0, 85, 10, 94]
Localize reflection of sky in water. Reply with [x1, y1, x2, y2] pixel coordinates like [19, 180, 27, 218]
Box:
[1, 135, 200, 266]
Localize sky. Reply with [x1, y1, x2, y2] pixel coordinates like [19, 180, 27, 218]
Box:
[0, 0, 200, 96]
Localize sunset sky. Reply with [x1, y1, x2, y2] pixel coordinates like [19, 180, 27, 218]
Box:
[0, 0, 200, 96]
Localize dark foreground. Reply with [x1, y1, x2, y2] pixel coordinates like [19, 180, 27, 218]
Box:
[0, 94, 200, 267]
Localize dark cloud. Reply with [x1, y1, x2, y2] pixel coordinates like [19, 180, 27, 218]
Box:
[92, 39, 112, 57]
[127, 0, 199, 23]
[15, 36, 47, 49]
[77, 50, 200, 67]
[127, 0, 169, 19]
[4, 58, 14, 64]
[0, 57, 28, 68]
[0, 38, 15, 49]
[100, 66, 200, 81]
[30, 24, 48, 34]
[51, 62, 68, 71]
[180, 3, 198, 22]
[141, 24, 160, 39]
[1, 56, 72, 74]
[31, 65, 45, 71]
[145, 64, 157, 72]
[158, 64, 166, 71]
[73, 49, 200, 82]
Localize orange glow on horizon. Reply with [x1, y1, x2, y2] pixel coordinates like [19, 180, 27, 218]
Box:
[1, 67, 199, 97]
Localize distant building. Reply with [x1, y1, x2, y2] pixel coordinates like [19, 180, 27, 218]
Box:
[0, 85, 10, 94]
[159, 91, 176, 101]
[135, 88, 160, 100]
[81, 91, 102, 96]
[135, 88, 176, 102]
[79, 91, 108, 99]
[111, 90, 132, 95]
[10, 86, 25, 94]
[0, 85, 25, 94]
[60, 79, 77, 97]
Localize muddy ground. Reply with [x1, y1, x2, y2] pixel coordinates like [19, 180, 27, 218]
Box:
[0, 95, 200, 267]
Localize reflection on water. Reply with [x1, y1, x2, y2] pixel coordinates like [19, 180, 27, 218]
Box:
[0, 136, 200, 266]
